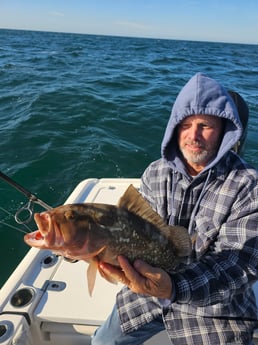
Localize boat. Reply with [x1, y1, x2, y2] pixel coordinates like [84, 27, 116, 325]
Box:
[0, 177, 258, 345]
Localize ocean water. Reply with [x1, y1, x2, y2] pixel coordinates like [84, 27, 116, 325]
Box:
[0, 29, 258, 287]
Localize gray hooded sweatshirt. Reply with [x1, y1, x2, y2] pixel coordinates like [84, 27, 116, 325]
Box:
[116, 73, 258, 344]
[162, 72, 242, 173]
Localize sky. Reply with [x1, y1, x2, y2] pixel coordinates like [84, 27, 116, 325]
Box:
[1, 0, 258, 44]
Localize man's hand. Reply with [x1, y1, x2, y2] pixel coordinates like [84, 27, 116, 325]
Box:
[98, 255, 173, 300]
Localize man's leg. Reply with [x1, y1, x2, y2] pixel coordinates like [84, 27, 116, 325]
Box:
[92, 304, 165, 345]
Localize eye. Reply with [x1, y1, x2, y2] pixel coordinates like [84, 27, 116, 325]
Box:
[201, 123, 214, 129]
[64, 210, 77, 220]
[179, 123, 191, 130]
[200, 123, 209, 128]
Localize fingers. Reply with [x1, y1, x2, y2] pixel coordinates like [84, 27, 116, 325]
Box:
[98, 263, 118, 285]
[117, 255, 142, 281]
[121, 256, 173, 299]
[133, 258, 160, 278]
[98, 256, 173, 300]
[116, 256, 146, 293]
[98, 261, 129, 285]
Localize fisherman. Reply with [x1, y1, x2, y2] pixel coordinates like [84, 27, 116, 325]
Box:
[92, 72, 258, 345]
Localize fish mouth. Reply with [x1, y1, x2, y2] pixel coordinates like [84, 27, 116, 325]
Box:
[24, 209, 106, 262]
[24, 212, 62, 249]
[24, 229, 46, 248]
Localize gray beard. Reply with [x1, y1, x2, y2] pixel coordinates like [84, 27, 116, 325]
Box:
[180, 148, 216, 165]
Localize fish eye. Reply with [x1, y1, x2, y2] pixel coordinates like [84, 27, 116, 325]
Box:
[64, 210, 76, 220]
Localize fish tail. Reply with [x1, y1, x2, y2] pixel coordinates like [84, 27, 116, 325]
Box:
[166, 225, 192, 257]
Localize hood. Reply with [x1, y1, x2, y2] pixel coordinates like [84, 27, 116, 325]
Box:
[161, 73, 243, 174]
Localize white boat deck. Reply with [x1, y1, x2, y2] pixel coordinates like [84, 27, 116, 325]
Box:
[0, 178, 257, 344]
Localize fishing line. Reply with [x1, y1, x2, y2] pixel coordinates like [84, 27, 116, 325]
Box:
[0, 206, 32, 233]
[0, 220, 29, 234]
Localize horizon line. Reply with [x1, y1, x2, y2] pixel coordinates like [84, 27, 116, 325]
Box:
[1, 27, 257, 46]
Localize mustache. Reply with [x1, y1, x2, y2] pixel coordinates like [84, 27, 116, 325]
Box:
[185, 140, 204, 148]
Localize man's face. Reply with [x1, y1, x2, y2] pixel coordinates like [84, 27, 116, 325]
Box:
[177, 115, 224, 175]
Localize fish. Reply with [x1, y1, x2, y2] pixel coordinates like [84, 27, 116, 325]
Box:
[24, 184, 192, 296]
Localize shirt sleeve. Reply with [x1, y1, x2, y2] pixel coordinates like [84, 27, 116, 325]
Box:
[170, 184, 258, 307]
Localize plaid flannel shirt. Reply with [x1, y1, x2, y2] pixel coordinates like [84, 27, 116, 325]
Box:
[116, 152, 258, 344]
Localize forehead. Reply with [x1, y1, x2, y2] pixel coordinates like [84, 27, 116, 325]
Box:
[181, 114, 222, 125]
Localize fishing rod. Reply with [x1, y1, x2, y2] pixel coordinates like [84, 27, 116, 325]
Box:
[0, 171, 78, 262]
[0, 170, 52, 224]
[0, 171, 51, 209]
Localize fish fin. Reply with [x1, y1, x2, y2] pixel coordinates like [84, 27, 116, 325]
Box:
[119, 185, 192, 257]
[118, 184, 168, 229]
[87, 259, 98, 296]
[165, 225, 192, 257]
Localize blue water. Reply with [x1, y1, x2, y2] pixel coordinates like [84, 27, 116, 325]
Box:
[0, 29, 258, 287]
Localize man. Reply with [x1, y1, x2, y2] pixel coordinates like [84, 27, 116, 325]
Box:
[92, 73, 258, 344]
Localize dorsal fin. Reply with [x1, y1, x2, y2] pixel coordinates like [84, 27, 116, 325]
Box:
[118, 185, 192, 257]
[118, 184, 168, 229]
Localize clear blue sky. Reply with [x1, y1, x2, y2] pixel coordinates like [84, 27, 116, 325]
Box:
[1, 0, 258, 44]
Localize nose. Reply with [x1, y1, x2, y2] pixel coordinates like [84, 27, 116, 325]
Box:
[188, 124, 201, 141]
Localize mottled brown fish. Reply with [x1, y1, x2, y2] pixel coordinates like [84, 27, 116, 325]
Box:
[24, 185, 192, 295]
